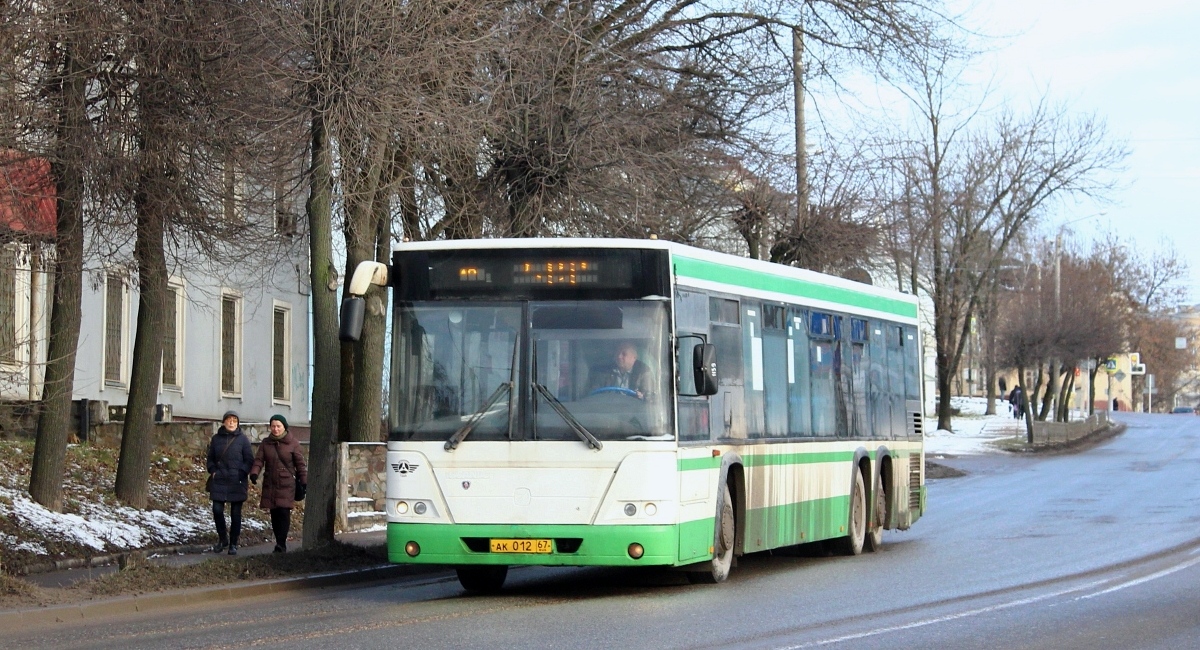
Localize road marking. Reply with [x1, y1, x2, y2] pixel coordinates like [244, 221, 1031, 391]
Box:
[1076, 555, 1200, 600]
[776, 580, 1107, 649]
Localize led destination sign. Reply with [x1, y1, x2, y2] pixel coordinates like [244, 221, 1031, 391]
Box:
[432, 256, 630, 290]
[399, 247, 669, 300]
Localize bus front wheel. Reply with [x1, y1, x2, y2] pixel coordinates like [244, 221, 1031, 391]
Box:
[456, 565, 508, 593]
[833, 469, 866, 556]
[688, 482, 735, 584]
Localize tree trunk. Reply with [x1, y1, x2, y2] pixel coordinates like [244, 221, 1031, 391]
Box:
[1037, 360, 1058, 421]
[29, 37, 87, 511]
[302, 110, 339, 549]
[1018, 366, 1034, 444]
[348, 145, 399, 443]
[340, 135, 387, 442]
[114, 156, 168, 509]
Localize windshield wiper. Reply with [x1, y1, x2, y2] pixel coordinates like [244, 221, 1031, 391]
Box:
[444, 383, 510, 451]
[445, 340, 520, 451]
[533, 382, 603, 450]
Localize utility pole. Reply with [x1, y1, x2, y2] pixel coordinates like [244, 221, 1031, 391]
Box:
[792, 25, 808, 231]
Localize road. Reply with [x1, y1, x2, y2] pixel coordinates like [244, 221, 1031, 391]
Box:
[10, 412, 1200, 650]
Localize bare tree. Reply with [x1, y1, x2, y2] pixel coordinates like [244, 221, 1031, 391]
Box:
[878, 51, 1126, 431]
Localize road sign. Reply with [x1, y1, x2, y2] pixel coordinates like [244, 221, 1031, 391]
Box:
[1104, 358, 1118, 374]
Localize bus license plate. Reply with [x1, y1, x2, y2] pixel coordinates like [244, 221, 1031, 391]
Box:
[490, 538, 552, 554]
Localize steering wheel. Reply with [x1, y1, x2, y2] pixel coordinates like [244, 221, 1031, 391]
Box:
[589, 386, 640, 398]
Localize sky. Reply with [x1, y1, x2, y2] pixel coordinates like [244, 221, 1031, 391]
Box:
[958, 0, 1200, 295]
[806, 1, 1200, 299]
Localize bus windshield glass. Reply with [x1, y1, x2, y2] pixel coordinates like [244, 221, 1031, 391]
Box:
[389, 300, 673, 442]
[531, 300, 672, 441]
[390, 304, 521, 442]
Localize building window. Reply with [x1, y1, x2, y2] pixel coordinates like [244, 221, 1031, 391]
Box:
[272, 304, 291, 402]
[222, 161, 246, 223]
[103, 273, 127, 385]
[0, 247, 16, 365]
[220, 292, 242, 395]
[274, 181, 297, 236]
[161, 281, 184, 390]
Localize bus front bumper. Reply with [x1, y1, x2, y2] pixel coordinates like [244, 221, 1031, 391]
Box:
[387, 522, 682, 567]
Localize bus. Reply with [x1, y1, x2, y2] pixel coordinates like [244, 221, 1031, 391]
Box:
[340, 238, 925, 592]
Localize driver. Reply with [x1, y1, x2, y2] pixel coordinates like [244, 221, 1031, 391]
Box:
[589, 341, 653, 399]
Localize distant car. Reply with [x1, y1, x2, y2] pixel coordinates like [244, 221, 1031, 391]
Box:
[1171, 406, 1196, 414]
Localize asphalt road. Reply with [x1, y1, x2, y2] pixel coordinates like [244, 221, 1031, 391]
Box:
[9, 412, 1200, 650]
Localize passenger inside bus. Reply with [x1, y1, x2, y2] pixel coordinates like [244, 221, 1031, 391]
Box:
[588, 340, 654, 399]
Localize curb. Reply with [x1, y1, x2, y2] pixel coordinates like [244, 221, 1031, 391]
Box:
[0, 563, 447, 633]
[19, 543, 215, 576]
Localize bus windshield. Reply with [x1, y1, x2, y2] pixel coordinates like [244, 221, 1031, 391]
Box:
[531, 300, 672, 441]
[389, 300, 673, 442]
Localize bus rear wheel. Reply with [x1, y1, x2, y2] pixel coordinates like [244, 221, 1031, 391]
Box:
[833, 469, 866, 556]
[456, 565, 508, 593]
[865, 469, 885, 552]
[688, 482, 734, 584]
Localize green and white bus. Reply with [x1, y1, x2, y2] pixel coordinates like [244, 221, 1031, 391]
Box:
[341, 238, 925, 592]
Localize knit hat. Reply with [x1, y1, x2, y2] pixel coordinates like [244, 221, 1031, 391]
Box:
[221, 410, 239, 422]
[269, 414, 289, 430]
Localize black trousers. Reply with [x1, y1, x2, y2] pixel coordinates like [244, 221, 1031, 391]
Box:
[212, 500, 244, 545]
[270, 507, 292, 549]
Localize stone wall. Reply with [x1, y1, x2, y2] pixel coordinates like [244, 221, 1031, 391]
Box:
[336, 442, 387, 533]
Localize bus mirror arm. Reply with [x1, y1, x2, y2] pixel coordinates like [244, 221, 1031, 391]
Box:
[340, 262, 391, 343]
[693, 343, 718, 396]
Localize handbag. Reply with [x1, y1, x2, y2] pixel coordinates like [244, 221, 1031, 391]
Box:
[205, 475, 214, 492]
[276, 443, 306, 501]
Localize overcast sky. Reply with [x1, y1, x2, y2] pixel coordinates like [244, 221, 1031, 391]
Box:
[965, 0, 1200, 296]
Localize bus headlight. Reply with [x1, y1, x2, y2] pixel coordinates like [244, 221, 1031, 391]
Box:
[645, 503, 657, 516]
[396, 501, 409, 515]
[414, 501, 427, 515]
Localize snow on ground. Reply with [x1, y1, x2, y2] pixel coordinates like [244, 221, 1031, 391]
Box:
[0, 441, 267, 563]
[924, 396, 1024, 456]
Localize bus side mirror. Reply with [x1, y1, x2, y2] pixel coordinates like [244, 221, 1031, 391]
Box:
[339, 296, 365, 342]
[693, 343, 718, 396]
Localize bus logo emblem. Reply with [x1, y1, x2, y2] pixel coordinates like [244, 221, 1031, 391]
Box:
[462, 481, 471, 490]
[391, 461, 420, 475]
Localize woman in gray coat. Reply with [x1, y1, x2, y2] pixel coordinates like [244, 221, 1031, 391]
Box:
[206, 410, 253, 555]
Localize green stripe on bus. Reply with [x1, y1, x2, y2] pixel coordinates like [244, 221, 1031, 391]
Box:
[679, 456, 721, 471]
[742, 451, 856, 466]
[674, 256, 918, 319]
[679, 449, 857, 472]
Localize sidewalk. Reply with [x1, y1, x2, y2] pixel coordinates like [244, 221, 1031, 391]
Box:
[21, 529, 389, 589]
[1, 530, 450, 633]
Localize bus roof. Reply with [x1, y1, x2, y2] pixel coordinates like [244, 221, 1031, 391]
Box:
[393, 238, 919, 322]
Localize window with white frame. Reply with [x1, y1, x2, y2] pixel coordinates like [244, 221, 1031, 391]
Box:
[161, 280, 185, 390]
[272, 302, 291, 402]
[0, 246, 17, 365]
[220, 291, 242, 395]
[103, 273, 127, 385]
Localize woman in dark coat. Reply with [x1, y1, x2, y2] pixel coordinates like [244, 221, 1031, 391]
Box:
[206, 410, 253, 555]
[250, 414, 307, 552]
